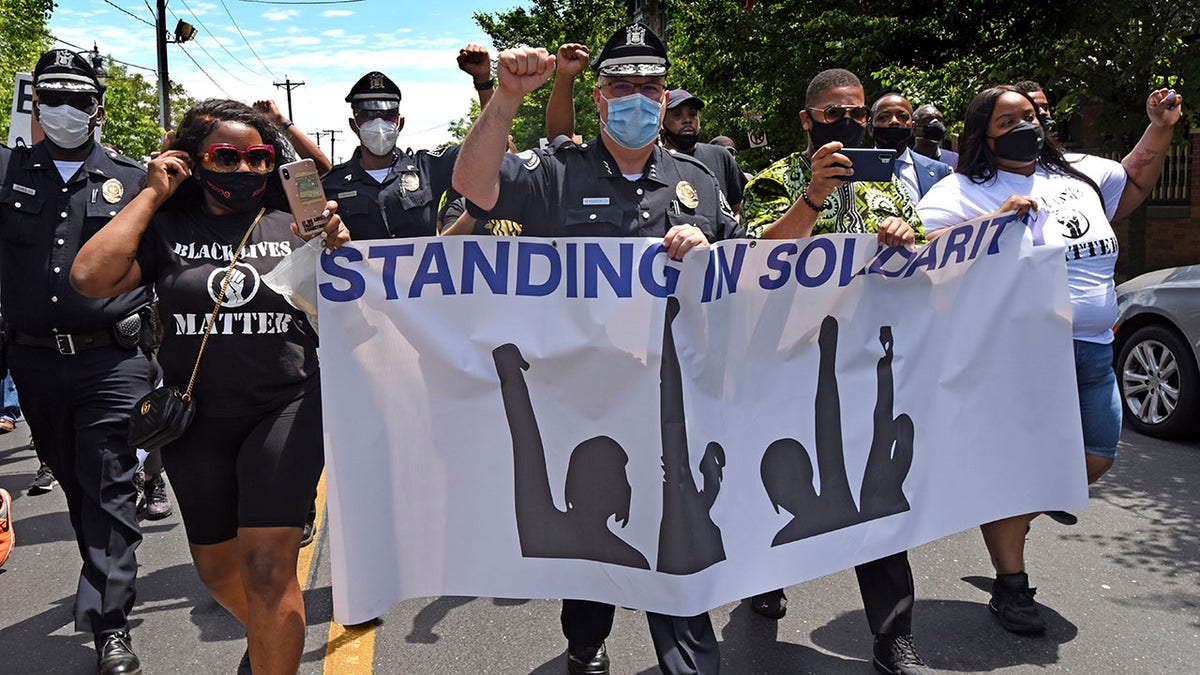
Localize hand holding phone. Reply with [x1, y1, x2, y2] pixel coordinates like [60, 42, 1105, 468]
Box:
[279, 159, 331, 235]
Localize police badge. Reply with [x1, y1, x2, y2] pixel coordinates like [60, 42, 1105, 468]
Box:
[675, 181, 699, 209]
[400, 172, 421, 191]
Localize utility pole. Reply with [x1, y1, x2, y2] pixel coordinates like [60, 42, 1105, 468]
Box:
[323, 130, 340, 164]
[273, 76, 304, 122]
[154, 2, 196, 130]
[155, 0, 170, 129]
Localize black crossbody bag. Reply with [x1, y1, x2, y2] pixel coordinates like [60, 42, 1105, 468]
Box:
[128, 208, 266, 449]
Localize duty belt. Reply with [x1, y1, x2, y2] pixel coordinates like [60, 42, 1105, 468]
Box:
[10, 329, 115, 355]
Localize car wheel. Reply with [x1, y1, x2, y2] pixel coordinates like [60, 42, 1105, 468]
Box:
[1117, 324, 1200, 439]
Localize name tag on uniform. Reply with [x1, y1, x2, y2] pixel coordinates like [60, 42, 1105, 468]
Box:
[337, 191, 358, 199]
[582, 197, 610, 206]
[12, 184, 35, 196]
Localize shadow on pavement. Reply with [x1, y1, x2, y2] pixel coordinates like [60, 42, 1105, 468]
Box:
[810, 593, 1078, 673]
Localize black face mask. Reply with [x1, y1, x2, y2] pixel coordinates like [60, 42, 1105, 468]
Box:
[872, 126, 912, 151]
[197, 168, 268, 213]
[920, 119, 946, 142]
[808, 117, 865, 151]
[990, 121, 1045, 163]
[661, 127, 699, 153]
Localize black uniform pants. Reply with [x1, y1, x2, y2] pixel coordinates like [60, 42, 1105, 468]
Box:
[562, 600, 720, 674]
[10, 343, 153, 636]
[854, 551, 914, 636]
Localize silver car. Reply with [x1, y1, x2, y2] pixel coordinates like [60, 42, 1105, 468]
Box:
[1113, 264, 1200, 439]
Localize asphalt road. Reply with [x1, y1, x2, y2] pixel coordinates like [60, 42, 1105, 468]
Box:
[0, 424, 1196, 674]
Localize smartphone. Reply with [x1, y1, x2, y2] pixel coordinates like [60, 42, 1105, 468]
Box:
[837, 148, 897, 183]
[279, 159, 330, 236]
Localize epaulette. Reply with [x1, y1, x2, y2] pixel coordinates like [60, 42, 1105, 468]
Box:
[105, 149, 146, 171]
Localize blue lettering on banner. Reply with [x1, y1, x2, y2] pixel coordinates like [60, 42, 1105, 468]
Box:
[516, 242, 562, 296]
[318, 222, 1023, 304]
[319, 247, 366, 302]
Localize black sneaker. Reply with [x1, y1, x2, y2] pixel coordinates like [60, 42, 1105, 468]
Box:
[873, 633, 936, 675]
[989, 572, 1047, 635]
[567, 642, 609, 675]
[28, 462, 57, 495]
[749, 588, 787, 619]
[96, 630, 142, 675]
[132, 471, 146, 514]
[1045, 510, 1078, 526]
[143, 472, 172, 520]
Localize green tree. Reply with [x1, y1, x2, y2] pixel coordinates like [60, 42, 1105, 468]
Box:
[0, 0, 55, 138]
[99, 59, 195, 161]
[446, 98, 481, 146]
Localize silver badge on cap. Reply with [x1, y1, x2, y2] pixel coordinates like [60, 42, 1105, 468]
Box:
[627, 24, 646, 46]
[370, 73, 384, 90]
[54, 50, 73, 67]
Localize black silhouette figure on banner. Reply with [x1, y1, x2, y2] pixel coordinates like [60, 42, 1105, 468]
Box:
[656, 296, 727, 575]
[859, 327, 914, 521]
[762, 316, 914, 545]
[493, 343, 650, 569]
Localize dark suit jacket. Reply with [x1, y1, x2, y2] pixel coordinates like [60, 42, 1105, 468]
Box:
[894, 150, 953, 200]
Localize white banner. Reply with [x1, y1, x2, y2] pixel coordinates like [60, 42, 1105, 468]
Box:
[7, 73, 37, 147]
[317, 213, 1087, 624]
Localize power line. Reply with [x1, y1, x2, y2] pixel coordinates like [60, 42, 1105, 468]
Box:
[164, 2, 263, 86]
[177, 44, 232, 98]
[177, 0, 269, 84]
[99, 0, 155, 28]
[0, 10, 157, 73]
[217, 0, 279, 80]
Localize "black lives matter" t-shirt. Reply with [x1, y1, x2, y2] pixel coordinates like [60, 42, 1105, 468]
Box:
[136, 208, 319, 417]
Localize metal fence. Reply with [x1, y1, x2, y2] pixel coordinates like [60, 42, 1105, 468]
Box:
[1104, 143, 1190, 204]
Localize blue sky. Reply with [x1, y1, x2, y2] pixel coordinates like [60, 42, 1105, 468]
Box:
[48, 0, 526, 162]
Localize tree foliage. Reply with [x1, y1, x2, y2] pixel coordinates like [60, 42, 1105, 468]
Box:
[100, 59, 195, 161]
[0, 0, 55, 137]
[470, 0, 1197, 171]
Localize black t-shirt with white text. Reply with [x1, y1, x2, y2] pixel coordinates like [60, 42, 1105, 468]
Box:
[136, 208, 318, 416]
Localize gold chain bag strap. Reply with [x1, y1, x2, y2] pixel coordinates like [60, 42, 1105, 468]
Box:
[128, 208, 267, 449]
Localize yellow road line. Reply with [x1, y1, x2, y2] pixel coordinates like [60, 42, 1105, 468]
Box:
[310, 473, 377, 674]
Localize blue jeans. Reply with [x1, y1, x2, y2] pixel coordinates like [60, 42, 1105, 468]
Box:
[1, 373, 20, 422]
[1074, 340, 1121, 459]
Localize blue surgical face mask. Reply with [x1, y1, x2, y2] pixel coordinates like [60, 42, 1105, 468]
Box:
[602, 93, 663, 150]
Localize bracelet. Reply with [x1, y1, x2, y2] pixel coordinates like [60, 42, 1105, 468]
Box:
[280, 120, 294, 130]
[800, 188, 827, 213]
[473, 78, 495, 91]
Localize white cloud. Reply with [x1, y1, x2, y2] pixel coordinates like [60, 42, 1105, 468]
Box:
[323, 29, 346, 38]
[262, 10, 299, 22]
[322, 10, 354, 18]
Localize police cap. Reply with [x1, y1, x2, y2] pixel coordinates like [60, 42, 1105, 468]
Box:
[346, 71, 401, 110]
[33, 49, 103, 95]
[591, 22, 669, 77]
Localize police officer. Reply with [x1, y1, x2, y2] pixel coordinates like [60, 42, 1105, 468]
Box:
[452, 23, 739, 675]
[0, 49, 153, 674]
[323, 45, 494, 240]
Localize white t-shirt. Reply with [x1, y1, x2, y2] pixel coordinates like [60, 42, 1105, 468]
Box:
[365, 168, 390, 183]
[916, 155, 1127, 343]
[53, 160, 84, 182]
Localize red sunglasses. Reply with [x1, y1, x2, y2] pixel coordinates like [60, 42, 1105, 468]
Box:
[199, 143, 276, 174]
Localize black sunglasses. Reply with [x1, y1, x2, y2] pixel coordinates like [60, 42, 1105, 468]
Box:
[807, 105, 870, 124]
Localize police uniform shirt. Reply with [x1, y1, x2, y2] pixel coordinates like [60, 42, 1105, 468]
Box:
[135, 208, 318, 416]
[377, 145, 461, 239]
[322, 147, 392, 241]
[688, 142, 748, 208]
[477, 138, 742, 242]
[0, 141, 150, 335]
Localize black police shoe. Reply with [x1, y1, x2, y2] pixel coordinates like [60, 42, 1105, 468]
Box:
[749, 588, 787, 619]
[237, 647, 252, 674]
[873, 633, 936, 675]
[566, 642, 609, 675]
[96, 630, 142, 675]
[1045, 510, 1078, 525]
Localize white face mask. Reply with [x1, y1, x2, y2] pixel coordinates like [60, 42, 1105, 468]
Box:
[358, 118, 399, 156]
[38, 104, 96, 149]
